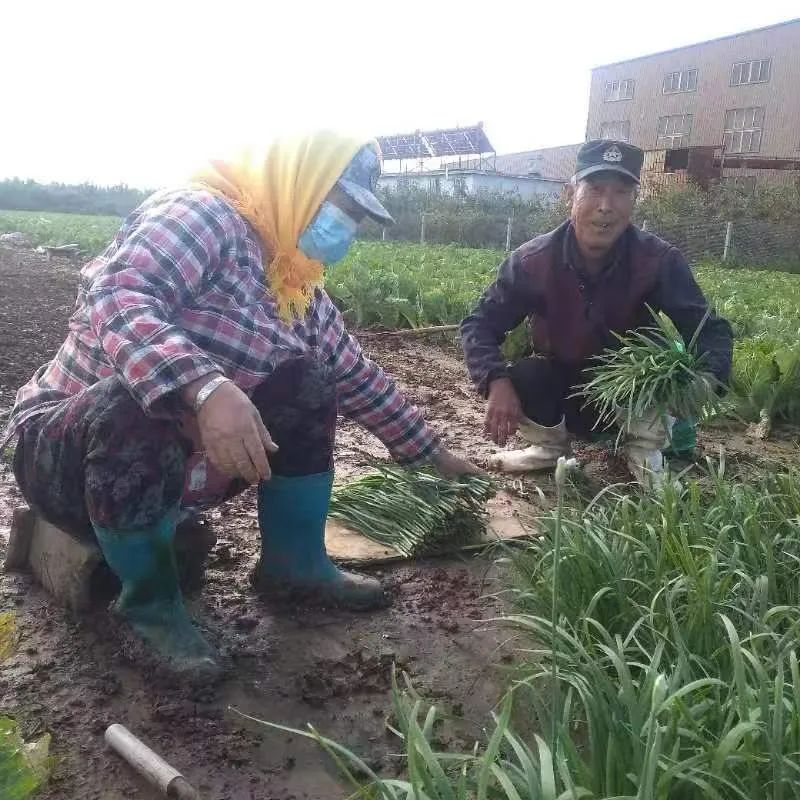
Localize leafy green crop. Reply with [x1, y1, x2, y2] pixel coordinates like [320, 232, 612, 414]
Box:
[0, 613, 51, 799]
[0, 209, 120, 256]
[8, 213, 800, 425]
[244, 464, 800, 800]
[327, 242, 500, 329]
[581, 311, 723, 437]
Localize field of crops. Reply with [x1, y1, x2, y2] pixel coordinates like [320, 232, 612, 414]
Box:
[3, 208, 800, 429]
[295, 463, 800, 799]
[4, 209, 800, 798]
[4, 209, 799, 340]
[0, 209, 120, 255]
[330, 243, 800, 427]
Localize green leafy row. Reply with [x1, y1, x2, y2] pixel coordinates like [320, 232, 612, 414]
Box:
[244, 462, 800, 799]
[5, 212, 800, 425]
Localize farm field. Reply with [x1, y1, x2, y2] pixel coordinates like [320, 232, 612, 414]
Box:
[4, 208, 800, 429]
[2, 213, 800, 798]
[0, 209, 121, 256]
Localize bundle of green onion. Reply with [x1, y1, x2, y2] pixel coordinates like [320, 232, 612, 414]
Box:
[329, 465, 495, 557]
[580, 311, 722, 436]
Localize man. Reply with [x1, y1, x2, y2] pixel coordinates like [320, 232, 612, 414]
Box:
[460, 140, 733, 482]
[2, 132, 478, 677]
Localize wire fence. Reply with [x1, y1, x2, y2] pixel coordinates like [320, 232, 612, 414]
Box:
[639, 217, 800, 271]
[363, 210, 800, 272]
[362, 208, 564, 252]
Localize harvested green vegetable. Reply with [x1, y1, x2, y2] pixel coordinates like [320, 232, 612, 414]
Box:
[329, 466, 495, 556]
[580, 310, 722, 439]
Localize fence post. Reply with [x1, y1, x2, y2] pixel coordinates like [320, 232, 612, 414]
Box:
[506, 217, 512, 251]
[381, 227, 386, 242]
[723, 221, 733, 262]
[641, 219, 648, 232]
[420, 213, 426, 246]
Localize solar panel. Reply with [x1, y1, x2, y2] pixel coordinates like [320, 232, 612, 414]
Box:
[377, 124, 494, 160]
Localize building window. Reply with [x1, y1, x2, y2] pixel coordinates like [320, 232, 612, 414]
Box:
[600, 120, 631, 142]
[731, 59, 771, 86]
[604, 78, 634, 102]
[656, 114, 693, 149]
[664, 148, 690, 172]
[723, 107, 764, 154]
[663, 68, 698, 94]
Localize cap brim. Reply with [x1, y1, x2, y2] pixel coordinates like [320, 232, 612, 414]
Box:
[338, 178, 395, 225]
[573, 164, 640, 184]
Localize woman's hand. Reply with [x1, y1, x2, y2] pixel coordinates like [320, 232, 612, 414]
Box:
[190, 379, 279, 484]
[429, 448, 487, 479]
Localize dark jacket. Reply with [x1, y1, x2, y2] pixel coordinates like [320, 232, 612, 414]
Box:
[460, 220, 733, 396]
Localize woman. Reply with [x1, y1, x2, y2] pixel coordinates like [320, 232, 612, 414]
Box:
[1, 131, 479, 676]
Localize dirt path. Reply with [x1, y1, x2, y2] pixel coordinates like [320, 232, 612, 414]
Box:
[1, 245, 798, 799]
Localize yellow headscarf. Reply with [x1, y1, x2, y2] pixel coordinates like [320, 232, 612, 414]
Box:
[193, 130, 375, 320]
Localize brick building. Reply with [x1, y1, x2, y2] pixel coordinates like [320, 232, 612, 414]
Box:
[587, 18, 800, 189]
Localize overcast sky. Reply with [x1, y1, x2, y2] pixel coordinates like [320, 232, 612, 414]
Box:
[1, 1, 797, 188]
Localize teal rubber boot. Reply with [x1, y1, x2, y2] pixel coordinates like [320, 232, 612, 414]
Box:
[93, 512, 219, 677]
[253, 472, 389, 611]
[664, 417, 697, 458]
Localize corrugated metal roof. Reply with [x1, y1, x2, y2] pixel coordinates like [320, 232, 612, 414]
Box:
[493, 144, 582, 181]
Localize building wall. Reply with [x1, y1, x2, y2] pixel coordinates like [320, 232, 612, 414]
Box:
[587, 19, 800, 158]
[378, 174, 443, 194]
[378, 172, 564, 199]
[441, 144, 582, 182]
[464, 173, 563, 199]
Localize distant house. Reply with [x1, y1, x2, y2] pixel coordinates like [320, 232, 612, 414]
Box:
[377, 123, 576, 199]
[378, 166, 565, 200]
[379, 142, 580, 198]
[490, 144, 583, 182]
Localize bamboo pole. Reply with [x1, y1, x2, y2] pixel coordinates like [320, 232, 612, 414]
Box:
[359, 324, 460, 336]
[105, 724, 198, 799]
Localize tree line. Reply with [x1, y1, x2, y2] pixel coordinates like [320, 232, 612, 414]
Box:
[0, 179, 151, 217]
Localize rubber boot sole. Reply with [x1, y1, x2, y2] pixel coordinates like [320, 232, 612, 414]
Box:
[249, 561, 391, 611]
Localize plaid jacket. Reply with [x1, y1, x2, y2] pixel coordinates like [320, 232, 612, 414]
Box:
[1, 189, 440, 464]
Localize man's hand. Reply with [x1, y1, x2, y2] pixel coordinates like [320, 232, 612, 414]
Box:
[429, 448, 486, 479]
[485, 377, 523, 446]
[191, 379, 278, 484]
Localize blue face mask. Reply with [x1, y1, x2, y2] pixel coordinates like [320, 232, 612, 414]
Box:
[298, 201, 359, 265]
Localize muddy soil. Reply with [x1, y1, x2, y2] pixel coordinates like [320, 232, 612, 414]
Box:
[0, 246, 520, 800]
[1, 245, 797, 799]
[1, 491, 511, 799]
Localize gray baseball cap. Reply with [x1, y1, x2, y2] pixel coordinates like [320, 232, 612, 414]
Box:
[337, 146, 395, 225]
[573, 140, 643, 184]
